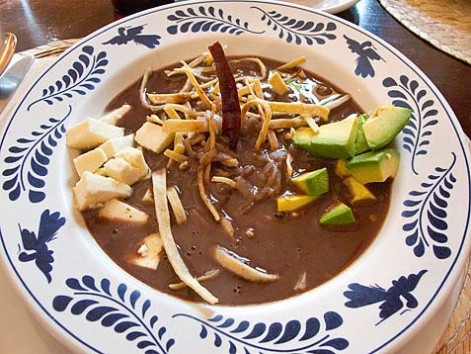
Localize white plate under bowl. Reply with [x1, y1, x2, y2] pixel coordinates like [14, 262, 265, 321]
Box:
[0, 1, 470, 353]
[291, 0, 359, 14]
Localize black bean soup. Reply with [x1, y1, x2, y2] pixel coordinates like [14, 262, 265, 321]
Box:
[82, 55, 391, 305]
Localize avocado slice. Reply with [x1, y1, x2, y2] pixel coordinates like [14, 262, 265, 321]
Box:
[355, 114, 370, 154]
[293, 115, 359, 159]
[319, 202, 356, 226]
[310, 115, 358, 159]
[343, 176, 376, 204]
[277, 194, 317, 212]
[292, 127, 315, 152]
[346, 148, 400, 184]
[363, 105, 411, 150]
[334, 158, 351, 178]
[291, 167, 329, 197]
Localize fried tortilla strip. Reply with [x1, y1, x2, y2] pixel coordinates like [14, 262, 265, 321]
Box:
[162, 119, 208, 133]
[167, 185, 187, 225]
[197, 162, 221, 222]
[147, 92, 193, 105]
[302, 114, 319, 133]
[294, 271, 307, 291]
[267, 129, 279, 151]
[213, 245, 280, 282]
[152, 169, 218, 304]
[164, 148, 188, 164]
[268, 101, 329, 121]
[164, 103, 201, 120]
[268, 117, 307, 130]
[169, 269, 220, 290]
[241, 98, 272, 151]
[276, 56, 306, 71]
[181, 62, 212, 108]
[211, 176, 237, 188]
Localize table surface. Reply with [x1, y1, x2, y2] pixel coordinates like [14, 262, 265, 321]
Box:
[0, 0, 470, 353]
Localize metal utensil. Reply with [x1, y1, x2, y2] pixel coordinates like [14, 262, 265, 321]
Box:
[0, 54, 35, 114]
[0, 33, 17, 77]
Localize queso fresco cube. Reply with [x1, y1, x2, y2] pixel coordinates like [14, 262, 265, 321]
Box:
[66, 118, 124, 151]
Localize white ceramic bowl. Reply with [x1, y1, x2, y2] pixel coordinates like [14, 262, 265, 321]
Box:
[1, 1, 470, 353]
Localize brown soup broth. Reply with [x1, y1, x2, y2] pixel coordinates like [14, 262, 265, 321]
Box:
[83, 56, 391, 305]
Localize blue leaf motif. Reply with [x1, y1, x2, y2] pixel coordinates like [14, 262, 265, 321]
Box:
[173, 312, 349, 353]
[200, 325, 208, 339]
[86, 306, 117, 321]
[52, 295, 73, 311]
[300, 318, 320, 340]
[28, 46, 107, 110]
[260, 323, 283, 343]
[52, 276, 175, 353]
[382, 75, 439, 175]
[101, 278, 112, 295]
[127, 331, 147, 341]
[275, 320, 300, 344]
[83, 275, 99, 291]
[243, 322, 266, 339]
[167, 6, 263, 36]
[2, 106, 72, 203]
[27, 171, 45, 188]
[102, 313, 129, 327]
[231, 320, 250, 333]
[401, 153, 456, 259]
[324, 312, 343, 330]
[254, 7, 336, 46]
[157, 327, 166, 339]
[71, 299, 99, 315]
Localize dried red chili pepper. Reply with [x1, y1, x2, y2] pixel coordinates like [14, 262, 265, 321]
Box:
[208, 42, 241, 151]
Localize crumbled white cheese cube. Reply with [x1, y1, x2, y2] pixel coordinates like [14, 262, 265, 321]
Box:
[115, 147, 149, 175]
[135, 122, 174, 154]
[99, 134, 134, 159]
[125, 233, 163, 269]
[98, 199, 149, 224]
[73, 172, 132, 211]
[100, 147, 149, 185]
[101, 158, 143, 185]
[66, 118, 124, 151]
[73, 147, 108, 177]
[99, 104, 131, 126]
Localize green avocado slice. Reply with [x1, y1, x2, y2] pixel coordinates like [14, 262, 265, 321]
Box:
[291, 167, 329, 197]
[355, 114, 370, 154]
[319, 202, 356, 226]
[363, 105, 411, 150]
[293, 115, 359, 159]
[277, 194, 317, 212]
[346, 148, 400, 184]
[292, 127, 315, 152]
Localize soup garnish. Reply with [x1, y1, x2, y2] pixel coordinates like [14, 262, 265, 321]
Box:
[66, 42, 411, 305]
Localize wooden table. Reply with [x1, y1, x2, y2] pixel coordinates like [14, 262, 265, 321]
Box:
[1, 0, 470, 137]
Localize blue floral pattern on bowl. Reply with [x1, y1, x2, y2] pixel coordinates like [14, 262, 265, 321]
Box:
[27, 46, 108, 110]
